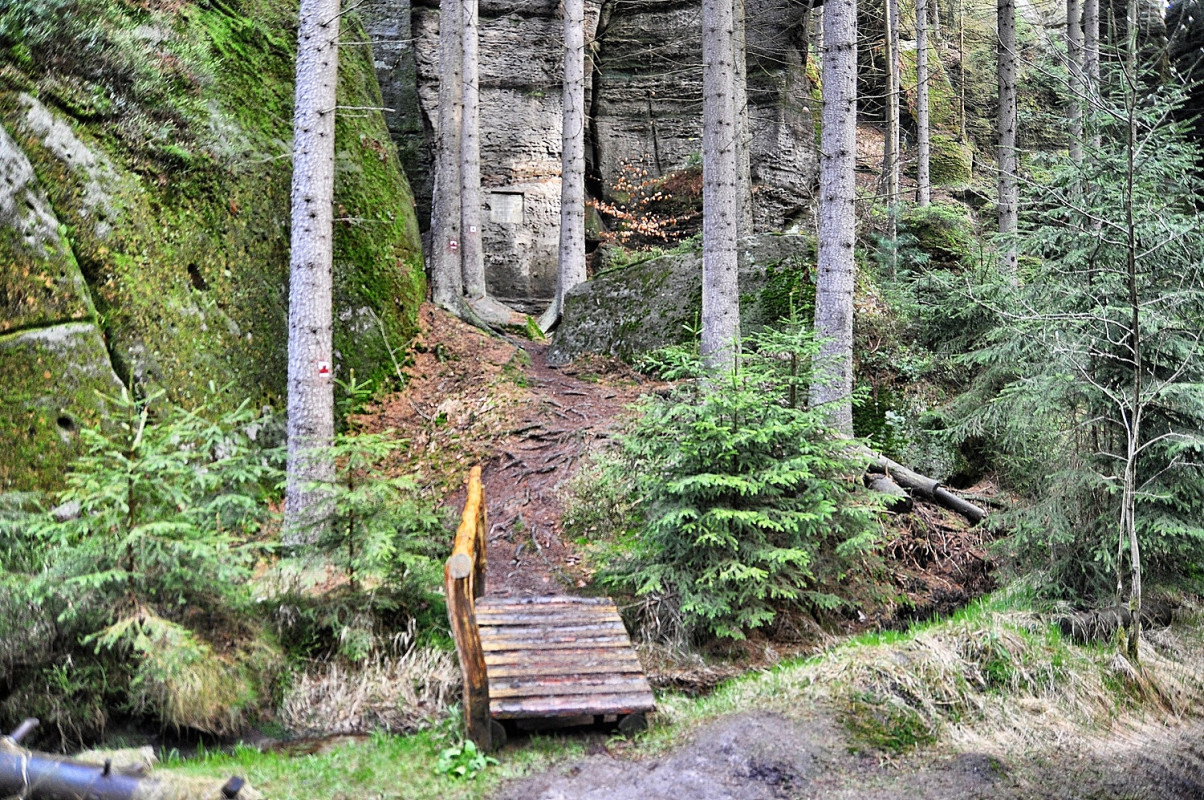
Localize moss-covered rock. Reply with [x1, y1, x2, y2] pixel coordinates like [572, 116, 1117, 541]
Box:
[0, 322, 123, 491]
[929, 133, 973, 185]
[899, 201, 976, 270]
[548, 235, 816, 364]
[0, 0, 424, 490]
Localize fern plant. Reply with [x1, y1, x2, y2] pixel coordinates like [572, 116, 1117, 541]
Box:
[608, 320, 882, 641]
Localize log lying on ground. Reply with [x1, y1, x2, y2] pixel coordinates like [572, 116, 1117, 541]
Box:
[0, 720, 256, 800]
[865, 472, 913, 513]
[864, 451, 987, 524]
[1056, 599, 1178, 644]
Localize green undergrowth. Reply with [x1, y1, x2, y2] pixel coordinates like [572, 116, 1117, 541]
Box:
[156, 587, 1204, 798]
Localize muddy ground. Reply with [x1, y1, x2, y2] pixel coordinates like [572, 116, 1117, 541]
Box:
[493, 709, 1204, 800]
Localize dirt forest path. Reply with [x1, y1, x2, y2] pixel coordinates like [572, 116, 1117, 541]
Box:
[365, 305, 651, 598]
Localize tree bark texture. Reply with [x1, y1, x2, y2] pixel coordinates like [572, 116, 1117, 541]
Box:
[285, 0, 341, 543]
[917, 0, 931, 205]
[540, 0, 587, 332]
[996, 0, 1018, 273]
[701, 0, 741, 373]
[734, 0, 754, 237]
[431, 0, 464, 311]
[460, 0, 485, 299]
[1067, 0, 1084, 164]
[812, 0, 857, 435]
[1083, 0, 1100, 154]
[884, 0, 900, 223]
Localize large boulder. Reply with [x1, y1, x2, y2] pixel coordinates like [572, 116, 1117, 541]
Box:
[0, 0, 425, 491]
[547, 234, 816, 365]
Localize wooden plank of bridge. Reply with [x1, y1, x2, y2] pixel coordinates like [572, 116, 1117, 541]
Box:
[446, 466, 654, 750]
[476, 596, 655, 720]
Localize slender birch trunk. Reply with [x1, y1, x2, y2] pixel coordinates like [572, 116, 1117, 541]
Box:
[1123, 0, 1142, 665]
[431, 0, 464, 311]
[997, 0, 1018, 273]
[539, 0, 587, 332]
[701, 0, 741, 372]
[917, 0, 931, 205]
[931, 0, 941, 38]
[812, 0, 857, 435]
[460, 0, 486, 299]
[285, 0, 340, 543]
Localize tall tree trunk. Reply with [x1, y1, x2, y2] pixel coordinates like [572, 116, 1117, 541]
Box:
[1083, 0, 1100, 152]
[884, 0, 901, 254]
[931, 0, 941, 39]
[701, 0, 741, 372]
[285, 0, 340, 543]
[735, 0, 754, 236]
[959, 0, 967, 142]
[1067, 0, 1084, 164]
[997, 0, 1018, 273]
[431, 0, 464, 311]
[460, 0, 486, 299]
[917, 0, 931, 205]
[812, 0, 857, 435]
[539, 0, 587, 332]
[1123, 0, 1142, 666]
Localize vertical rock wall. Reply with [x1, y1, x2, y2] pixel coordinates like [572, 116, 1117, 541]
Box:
[363, 0, 819, 310]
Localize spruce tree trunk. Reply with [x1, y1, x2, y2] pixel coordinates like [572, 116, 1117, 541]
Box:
[1084, 0, 1100, 153]
[460, 0, 486, 299]
[997, 0, 1018, 273]
[812, 0, 857, 435]
[431, 0, 464, 311]
[285, 0, 341, 543]
[931, 0, 942, 38]
[959, 0, 967, 142]
[701, 0, 741, 372]
[539, 0, 587, 332]
[735, 0, 754, 236]
[1067, 0, 1084, 164]
[884, 0, 901, 252]
[917, 0, 931, 205]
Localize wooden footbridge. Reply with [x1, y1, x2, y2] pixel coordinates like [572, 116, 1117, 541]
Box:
[445, 466, 655, 750]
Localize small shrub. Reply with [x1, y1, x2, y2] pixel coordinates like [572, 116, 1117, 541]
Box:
[603, 319, 883, 641]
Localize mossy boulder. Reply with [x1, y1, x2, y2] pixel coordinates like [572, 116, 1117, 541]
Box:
[0, 0, 424, 491]
[899, 202, 976, 270]
[929, 134, 973, 185]
[548, 235, 816, 364]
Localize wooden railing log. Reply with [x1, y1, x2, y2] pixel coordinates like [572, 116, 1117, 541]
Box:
[445, 465, 492, 750]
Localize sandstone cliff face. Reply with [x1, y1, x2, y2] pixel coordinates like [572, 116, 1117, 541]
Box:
[363, 0, 819, 310]
[0, 0, 424, 491]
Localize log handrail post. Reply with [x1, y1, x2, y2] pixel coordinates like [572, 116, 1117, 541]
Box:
[445, 465, 492, 750]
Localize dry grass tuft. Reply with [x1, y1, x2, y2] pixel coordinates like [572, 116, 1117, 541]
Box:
[279, 630, 459, 736]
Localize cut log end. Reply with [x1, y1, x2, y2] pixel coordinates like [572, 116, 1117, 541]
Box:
[447, 552, 473, 579]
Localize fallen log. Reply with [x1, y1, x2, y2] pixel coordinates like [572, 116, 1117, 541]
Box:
[0, 720, 252, 800]
[1056, 599, 1178, 644]
[865, 452, 987, 525]
[865, 472, 913, 513]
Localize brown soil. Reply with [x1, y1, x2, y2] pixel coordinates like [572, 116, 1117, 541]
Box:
[362, 304, 652, 598]
[364, 304, 1000, 648]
